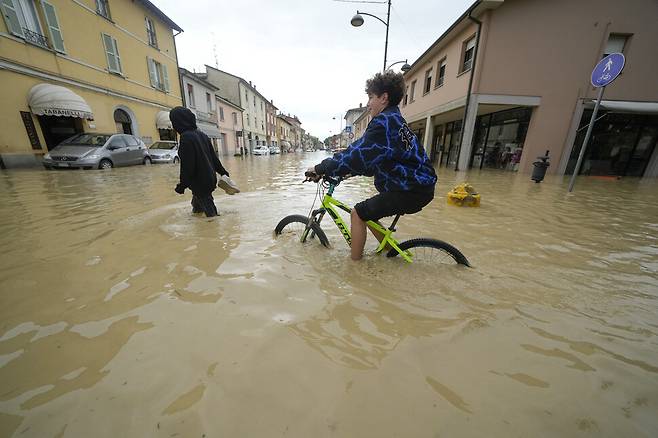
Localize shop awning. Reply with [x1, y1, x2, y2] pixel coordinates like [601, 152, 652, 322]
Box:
[28, 83, 94, 119]
[156, 111, 172, 129]
[198, 123, 221, 138]
[586, 99, 658, 114]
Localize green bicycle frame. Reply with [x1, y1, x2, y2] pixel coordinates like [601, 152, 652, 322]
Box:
[303, 182, 414, 263]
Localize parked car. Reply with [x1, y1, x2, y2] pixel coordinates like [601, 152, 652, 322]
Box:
[269, 145, 281, 154]
[42, 133, 150, 170]
[148, 140, 179, 164]
[253, 145, 269, 155]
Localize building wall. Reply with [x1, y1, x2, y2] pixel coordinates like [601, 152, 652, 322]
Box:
[216, 98, 243, 156]
[0, 0, 182, 164]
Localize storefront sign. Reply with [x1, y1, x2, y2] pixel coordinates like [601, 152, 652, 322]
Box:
[591, 53, 625, 88]
[20, 111, 42, 150]
[39, 108, 94, 119]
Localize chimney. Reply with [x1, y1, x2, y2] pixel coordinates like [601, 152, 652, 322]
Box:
[249, 80, 252, 86]
[359, 103, 362, 108]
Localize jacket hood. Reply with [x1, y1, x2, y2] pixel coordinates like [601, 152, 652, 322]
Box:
[170, 106, 197, 133]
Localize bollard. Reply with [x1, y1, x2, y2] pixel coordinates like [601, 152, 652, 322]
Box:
[531, 150, 550, 183]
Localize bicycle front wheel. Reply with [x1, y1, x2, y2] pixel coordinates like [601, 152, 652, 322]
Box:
[274, 214, 330, 247]
[387, 238, 470, 266]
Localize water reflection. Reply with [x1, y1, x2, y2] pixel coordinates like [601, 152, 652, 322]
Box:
[0, 155, 657, 437]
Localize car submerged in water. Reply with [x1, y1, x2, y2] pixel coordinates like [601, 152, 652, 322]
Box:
[148, 141, 179, 164]
[42, 133, 151, 170]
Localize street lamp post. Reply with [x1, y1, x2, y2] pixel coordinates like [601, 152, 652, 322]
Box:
[351, 0, 392, 72]
[386, 59, 411, 72]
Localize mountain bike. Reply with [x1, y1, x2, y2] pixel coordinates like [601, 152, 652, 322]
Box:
[274, 174, 470, 266]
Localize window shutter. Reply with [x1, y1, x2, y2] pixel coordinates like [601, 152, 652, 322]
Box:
[102, 33, 119, 73]
[162, 64, 170, 92]
[42, 1, 65, 53]
[112, 37, 122, 73]
[1, 0, 24, 37]
[147, 57, 158, 87]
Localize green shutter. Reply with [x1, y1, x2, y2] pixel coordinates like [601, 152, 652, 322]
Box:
[147, 57, 157, 87]
[42, 1, 64, 53]
[102, 34, 118, 72]
[112, 37, 122, 73]
[1, 0, 24, 37]
[162, 64, 170, 92]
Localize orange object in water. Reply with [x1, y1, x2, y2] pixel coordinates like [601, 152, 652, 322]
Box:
[447, 183, 481, 207]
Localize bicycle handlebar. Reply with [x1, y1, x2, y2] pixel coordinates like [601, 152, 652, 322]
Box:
[303, 171, 341, 185]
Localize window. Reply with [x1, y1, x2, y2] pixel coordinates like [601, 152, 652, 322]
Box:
[424, 68, 432, 94]
[409, 80, 417, 102]
[403, 86, 408, 106]
[253, 96, 256, 106]
[232, 112, 238, 124]
[604, 34, 629, 57]
[187, 84, 195, 107]
[145, 17, 157, 48]
[206, 92, 212, 111]
[219, 107, 225, 122]
[0, 0, 49, 48]
[244, 91, 248, 102]
[461, 37, 476, 72]
[95, 0, 111, 20]
[147, 57, 169, 91]
[247, 115, 250, 126]
[42, 1, 65, 53]
[102, 33, 122, 74]
[436, 58, 446, 87]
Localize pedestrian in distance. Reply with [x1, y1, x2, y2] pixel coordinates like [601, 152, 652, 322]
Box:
[306, 71, 437, 260]
[170, 106, 238, 217]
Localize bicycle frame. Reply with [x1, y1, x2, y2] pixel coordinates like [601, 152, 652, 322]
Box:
[303, 182, 414, 263]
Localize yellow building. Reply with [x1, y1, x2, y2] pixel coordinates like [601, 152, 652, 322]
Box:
[0, 0, 183, 168]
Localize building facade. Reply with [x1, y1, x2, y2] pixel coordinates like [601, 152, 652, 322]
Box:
[265, 100, 278, 148]
[201, 65, 271, 154]
[402, 0, 658, 177]
[0, 0, 183, 168]
[215, 95, 244, 156]
[276, 114, 293, 152]
[179, 68, 223, 152]
[279, 114, 302, 150]
[353, 108, 372, 142]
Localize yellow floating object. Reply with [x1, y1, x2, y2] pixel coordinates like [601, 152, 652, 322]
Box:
[447, 183, 481, 207]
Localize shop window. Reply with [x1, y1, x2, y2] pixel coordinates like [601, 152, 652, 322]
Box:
[102, 33, 122, 74]
[436, 58, 446, 87]
[145, 16, 158, 48]
[461, 37, 476, 73]
[604, 34, 630, 57]
[424, 68, 432, 95]
[147, 57, 169, 91]
[95, 0, 111, 20]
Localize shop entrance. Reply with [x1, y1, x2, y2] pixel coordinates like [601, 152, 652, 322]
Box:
[37, 116, 84, 150]
[470, 107, 531, 171]
[566, 112, 658, 177]
[114, 109, 133, 134]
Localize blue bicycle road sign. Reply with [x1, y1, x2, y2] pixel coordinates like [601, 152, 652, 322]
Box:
[591, 53, 625, 87]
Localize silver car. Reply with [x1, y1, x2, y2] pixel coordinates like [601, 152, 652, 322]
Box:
[42, 133, 151, 170]
[148, 140, 179, 164]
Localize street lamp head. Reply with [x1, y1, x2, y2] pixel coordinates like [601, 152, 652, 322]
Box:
[350, 13, 364, 27]
[401, 62, 412, 73]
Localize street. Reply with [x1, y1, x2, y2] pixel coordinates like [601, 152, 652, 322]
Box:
[1, 152, 657, 437]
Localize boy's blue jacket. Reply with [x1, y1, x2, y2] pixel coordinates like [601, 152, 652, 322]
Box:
[315, 106, 437, 193]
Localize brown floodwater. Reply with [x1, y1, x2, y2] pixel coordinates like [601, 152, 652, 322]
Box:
[0, 152, 657, 437]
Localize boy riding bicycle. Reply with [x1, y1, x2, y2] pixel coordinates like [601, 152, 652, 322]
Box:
[307, 71, 437, 260]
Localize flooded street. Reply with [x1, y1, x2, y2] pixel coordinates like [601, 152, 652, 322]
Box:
[1, 152, 657, 437]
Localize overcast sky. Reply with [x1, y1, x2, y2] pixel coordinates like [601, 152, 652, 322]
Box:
[155, 0, 473, 140]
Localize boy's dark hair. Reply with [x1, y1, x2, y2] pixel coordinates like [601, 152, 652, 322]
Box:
[365, 70, 405, 106]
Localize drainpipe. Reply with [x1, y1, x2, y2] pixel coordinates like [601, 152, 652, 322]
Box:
[454, 9, 482, 171]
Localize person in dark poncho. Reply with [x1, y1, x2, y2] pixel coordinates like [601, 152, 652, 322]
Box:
[170, 106, 230, 217]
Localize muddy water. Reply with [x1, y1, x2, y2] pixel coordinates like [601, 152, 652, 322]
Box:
[0, 152, 657, 437]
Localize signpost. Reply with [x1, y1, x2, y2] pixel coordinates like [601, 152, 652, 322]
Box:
[568, 53, 625, 192]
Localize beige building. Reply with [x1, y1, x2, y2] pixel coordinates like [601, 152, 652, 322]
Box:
[276, 114, 293, 152]
[402, 0, 658, 177]
[215, 95, 244, 156]
[0, 0, 183, 168]
[200, 65, 271, 154]
[265, 100, 278, 148]
[353, 108, 372, 141]
[278, 114, 302, 150]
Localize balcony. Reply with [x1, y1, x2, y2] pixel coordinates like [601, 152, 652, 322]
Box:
[23, 28, 49, 49]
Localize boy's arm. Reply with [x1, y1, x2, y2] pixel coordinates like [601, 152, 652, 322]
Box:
[206, 137, 229, 176]
[314, 118, 389, 177]
[176, 134, 195, 191]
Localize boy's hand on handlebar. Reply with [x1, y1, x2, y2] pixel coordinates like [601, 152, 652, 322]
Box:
[304, 167, 321, 182]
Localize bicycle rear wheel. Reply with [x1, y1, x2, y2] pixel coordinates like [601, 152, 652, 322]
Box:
[274, 214, 330, 247]
[387, 238, 470, 266]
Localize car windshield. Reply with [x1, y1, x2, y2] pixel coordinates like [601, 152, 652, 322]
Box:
[61, 134, 111, 147]
[149, 142, 176, 150]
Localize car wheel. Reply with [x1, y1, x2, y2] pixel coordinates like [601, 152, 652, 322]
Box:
[143, 157, 152, 165]
[173, 157, 179, 164]
[99, 159, 113, 169]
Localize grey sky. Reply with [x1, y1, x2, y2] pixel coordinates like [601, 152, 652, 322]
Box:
[155, 0, 473, 140]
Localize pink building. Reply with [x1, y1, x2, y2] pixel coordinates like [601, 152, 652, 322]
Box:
[215, 96, 244, 156]
[402, 0, 658, 177]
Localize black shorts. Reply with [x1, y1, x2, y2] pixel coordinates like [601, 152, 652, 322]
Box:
[354, 190, 434, 222]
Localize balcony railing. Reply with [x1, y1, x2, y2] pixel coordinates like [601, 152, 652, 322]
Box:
[23, 28, 49, 49]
